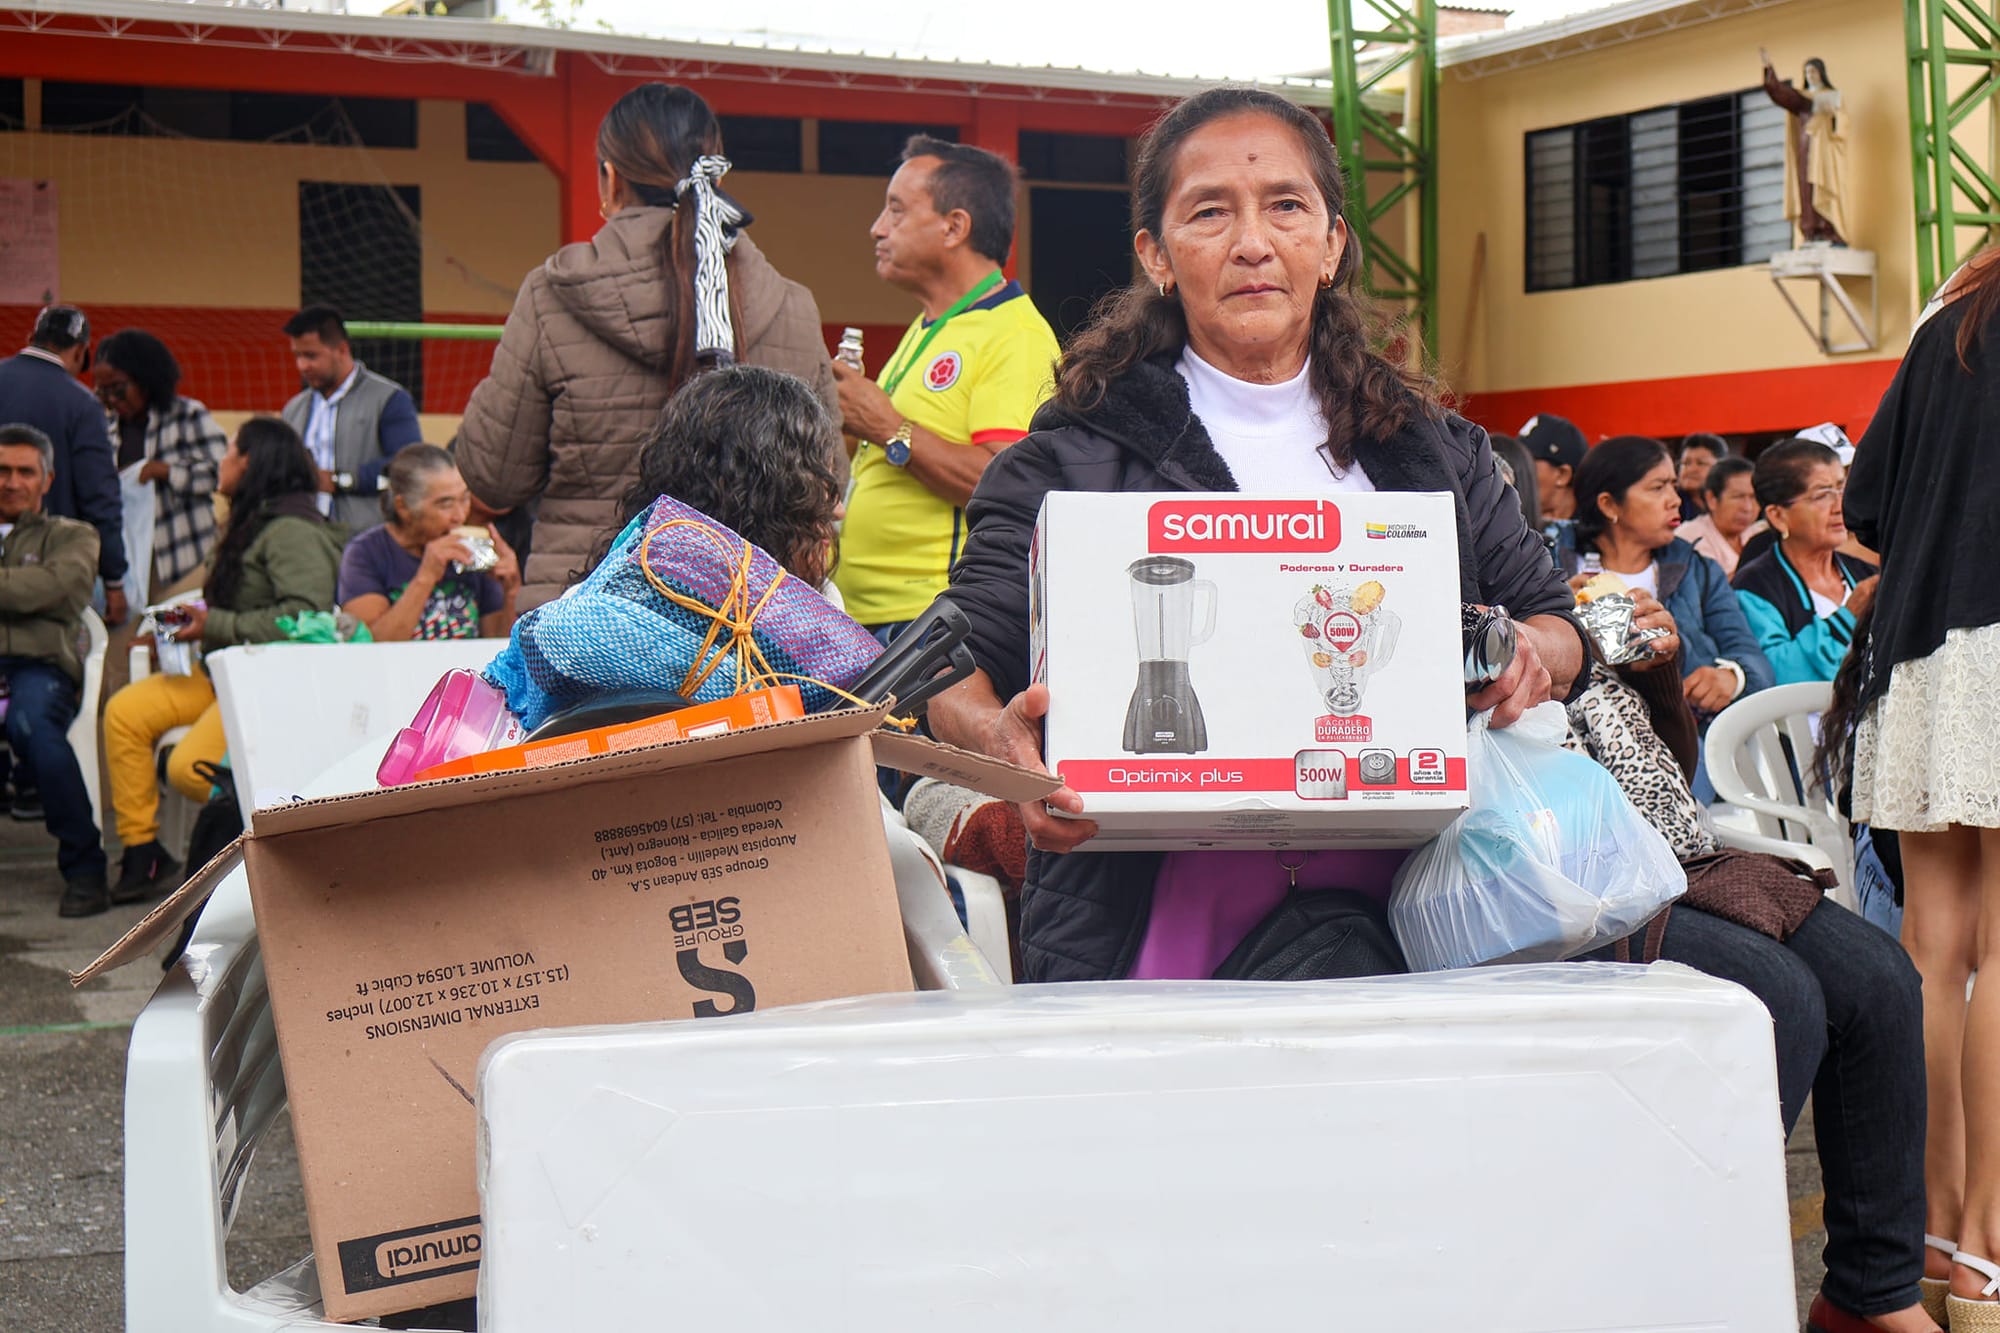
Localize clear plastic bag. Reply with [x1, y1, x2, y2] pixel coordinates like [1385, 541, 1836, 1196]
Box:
[1388, 702, 1686, 972]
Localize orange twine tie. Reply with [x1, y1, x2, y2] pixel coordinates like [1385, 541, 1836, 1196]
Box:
[638, 516, 915, 729]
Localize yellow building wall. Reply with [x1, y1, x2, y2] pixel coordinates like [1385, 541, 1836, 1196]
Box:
[0, 84, 1041, 421]
[1436, 0, 1911, 399]
[0, 97, 558, 314]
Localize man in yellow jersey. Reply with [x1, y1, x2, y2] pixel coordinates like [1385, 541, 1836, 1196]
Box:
[832, 135, 1059, 637]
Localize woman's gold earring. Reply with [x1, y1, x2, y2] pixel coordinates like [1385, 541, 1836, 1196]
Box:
[1158, 282, 1174, 298]
[1319, 273, 1335, 289]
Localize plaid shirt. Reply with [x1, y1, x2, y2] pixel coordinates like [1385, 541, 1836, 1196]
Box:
[115, 395, 228, 590]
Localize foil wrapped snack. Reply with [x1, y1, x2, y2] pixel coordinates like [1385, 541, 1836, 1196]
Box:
[139, 595, 208, 678]
[1575, 593, 1669, 665]
[453, 526, 500, 573]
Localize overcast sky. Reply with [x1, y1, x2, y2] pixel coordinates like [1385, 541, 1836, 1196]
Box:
[444, 0, 1630, 81]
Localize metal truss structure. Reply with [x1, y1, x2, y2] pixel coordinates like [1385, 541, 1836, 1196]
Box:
[1906, 0, 2000, 298]
[1328, 0, 1437, 344]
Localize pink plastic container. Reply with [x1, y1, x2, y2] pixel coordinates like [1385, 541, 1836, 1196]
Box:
[376, 669, 526, 787]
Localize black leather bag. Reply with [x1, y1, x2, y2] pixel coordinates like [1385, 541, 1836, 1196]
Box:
[1211, 890, 1409, 981]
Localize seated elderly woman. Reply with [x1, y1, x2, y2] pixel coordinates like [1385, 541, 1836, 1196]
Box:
[582, 364, 843, 589]
[929, 86, 1588, 984]
[928, 87, 1934, 1333]
[338, 445, 520, 641]
[1733, 437, 1879, 684]
[1675, 454, 1761, 580]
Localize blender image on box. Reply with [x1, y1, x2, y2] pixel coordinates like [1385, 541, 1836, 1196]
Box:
[1123, 555, 1217, 754]
[1294, 579, 1401, 716]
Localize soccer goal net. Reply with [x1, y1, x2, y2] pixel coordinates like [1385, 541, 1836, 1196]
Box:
[0, 92, 554, 434]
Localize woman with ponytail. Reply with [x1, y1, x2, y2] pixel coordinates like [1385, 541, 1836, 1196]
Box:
[456, 83, 837, 609]
[928, 87, 1590, 985]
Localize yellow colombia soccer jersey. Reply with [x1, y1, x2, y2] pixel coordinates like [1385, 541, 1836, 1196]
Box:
[836, 280, 1059, 626]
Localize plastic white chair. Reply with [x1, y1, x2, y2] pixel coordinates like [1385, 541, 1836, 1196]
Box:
[879, 792, 1013, 979]
[64, 606, 108, 831]
[954, 869, 1013, 978]
[207, 639, 499, 823]
[1703, 681, 1857, 910]
[119, 739, 996, 1333]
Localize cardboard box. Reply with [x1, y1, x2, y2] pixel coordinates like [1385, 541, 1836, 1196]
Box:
[75, 707, 1054, 1323]
[1031, 491, 1470, 850]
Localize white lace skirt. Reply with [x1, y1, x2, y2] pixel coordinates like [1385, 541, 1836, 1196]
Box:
[1853, 623, 2000, 831]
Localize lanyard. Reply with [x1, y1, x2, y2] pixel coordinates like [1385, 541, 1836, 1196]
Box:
[881, 270, 1004, 397]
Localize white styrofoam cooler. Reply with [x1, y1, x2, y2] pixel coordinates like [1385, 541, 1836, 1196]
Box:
[477, 964, 1794, 1331]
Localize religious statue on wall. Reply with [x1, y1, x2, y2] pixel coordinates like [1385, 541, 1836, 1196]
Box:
[1761, 48, 1848, 247]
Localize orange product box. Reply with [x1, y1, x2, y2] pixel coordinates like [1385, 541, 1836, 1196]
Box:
[414, 686, 807, 782]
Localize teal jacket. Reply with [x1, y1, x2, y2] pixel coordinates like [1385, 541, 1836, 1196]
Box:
[1730, 544, 1875, 684]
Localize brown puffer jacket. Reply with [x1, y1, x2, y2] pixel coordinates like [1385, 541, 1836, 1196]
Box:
[456, 210, 839, 608]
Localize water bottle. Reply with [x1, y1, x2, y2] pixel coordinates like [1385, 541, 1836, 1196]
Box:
[836, 327, 865, 372]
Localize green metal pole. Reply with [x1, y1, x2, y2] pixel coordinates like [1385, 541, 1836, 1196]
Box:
[1327, 0, 1437, 350]
[345, 321, 504, 341]
[1419, 0, 1438, 354]
[1932, 0, 1959, 281]
[1908, 0, 1939, 298]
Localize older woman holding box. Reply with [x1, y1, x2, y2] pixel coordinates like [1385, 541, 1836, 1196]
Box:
[926, 89, 1933, 1333]
[929, 87, 1587, 984]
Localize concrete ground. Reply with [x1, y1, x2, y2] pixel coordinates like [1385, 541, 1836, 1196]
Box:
[0, 811, 1831, 1331]
[0, 812, 311, 1332]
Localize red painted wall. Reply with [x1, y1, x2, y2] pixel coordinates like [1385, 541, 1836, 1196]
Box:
[1458, 359, 1904, 445]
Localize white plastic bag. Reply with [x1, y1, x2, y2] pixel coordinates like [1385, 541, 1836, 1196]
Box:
[117, 459, 156, 615]
[1388, 703, 1685, 972]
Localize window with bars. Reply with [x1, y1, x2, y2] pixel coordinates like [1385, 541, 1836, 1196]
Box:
[1526, 88, 1790, 292]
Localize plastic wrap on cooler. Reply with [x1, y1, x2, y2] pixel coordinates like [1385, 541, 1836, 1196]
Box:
[476, 965, 1792, 1332]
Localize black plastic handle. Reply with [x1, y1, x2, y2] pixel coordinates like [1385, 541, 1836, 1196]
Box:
[849, 601, 977, 718]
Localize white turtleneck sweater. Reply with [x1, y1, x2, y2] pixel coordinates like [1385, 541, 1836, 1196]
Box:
[1176, 347, 1375, 494]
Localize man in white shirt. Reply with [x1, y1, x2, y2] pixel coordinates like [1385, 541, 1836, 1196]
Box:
[278, 306, 424, 531]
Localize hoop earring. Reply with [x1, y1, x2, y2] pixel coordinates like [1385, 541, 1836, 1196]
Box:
[1158, 282, 1174, 298]
[1318, 273, 1334, 289]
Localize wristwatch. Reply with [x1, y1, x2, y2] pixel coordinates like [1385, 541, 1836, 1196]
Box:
[333, 471, 356, 495]
[883, 420, 914, 468]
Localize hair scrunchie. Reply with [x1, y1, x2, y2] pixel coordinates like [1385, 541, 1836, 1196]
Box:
[675, 154, 746, 366]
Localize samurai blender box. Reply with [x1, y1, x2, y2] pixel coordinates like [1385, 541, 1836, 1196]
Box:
[1030, 491, 1470, 851]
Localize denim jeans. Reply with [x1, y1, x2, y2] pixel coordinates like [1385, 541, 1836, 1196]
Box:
[1854, 824, 1905, 940]
[866, 619, 917, 806]
[1616, 901, 1926, 1317]
[0, 658, 106, 881]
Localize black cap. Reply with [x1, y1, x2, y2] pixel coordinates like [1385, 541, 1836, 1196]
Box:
[30, 305, 89, 351]
[1519, 413, 1586, 470]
